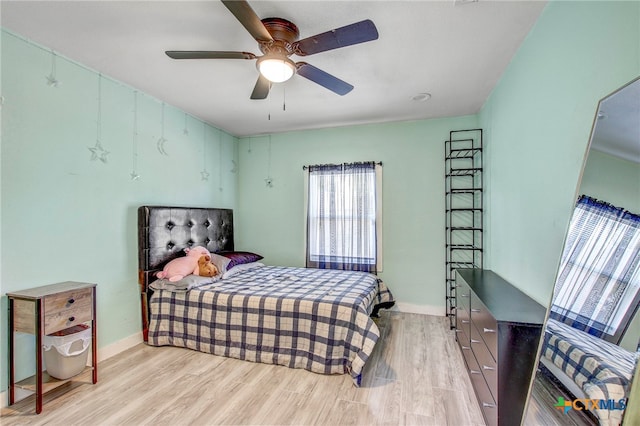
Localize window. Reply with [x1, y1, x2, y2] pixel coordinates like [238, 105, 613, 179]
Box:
[305, 162, 382, 272]
[550, 195, 640, 343]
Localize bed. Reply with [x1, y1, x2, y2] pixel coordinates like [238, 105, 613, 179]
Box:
[541, 318, 639, 425]
[137, 206, 395, 385]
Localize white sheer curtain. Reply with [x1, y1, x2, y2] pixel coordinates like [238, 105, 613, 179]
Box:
[306, 162, 379, 272]
[550, 195, 640, 343]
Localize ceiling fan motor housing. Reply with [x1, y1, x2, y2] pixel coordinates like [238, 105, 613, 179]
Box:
[259, 17, 300, 55]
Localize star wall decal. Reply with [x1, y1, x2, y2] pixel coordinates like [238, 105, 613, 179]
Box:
[201, 170, 210, 181]
[46, 74, 60, 88]
[130, 171, 141, 181]
[88, 140, 110, 163]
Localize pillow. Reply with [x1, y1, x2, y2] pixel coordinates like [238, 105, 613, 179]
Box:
[150, 275, 215, 292]
[217, 251, 264, 269]
[222, 262, 265, 279]
[209, 253, 232, 275]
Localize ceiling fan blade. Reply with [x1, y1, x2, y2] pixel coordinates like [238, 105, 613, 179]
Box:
[250, 74, 271, 99]
[221, 0, 273, 43]
[166, 51, 257, 60]
[296, 62, 353, 96]
[293, 19, 378, 56]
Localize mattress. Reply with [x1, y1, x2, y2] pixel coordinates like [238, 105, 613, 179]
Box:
[148, 264, 394, 385]
[542, 318, 638, 425]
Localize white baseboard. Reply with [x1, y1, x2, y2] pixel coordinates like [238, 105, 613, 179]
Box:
[1, 331, 143, 408]
[97, 331, 143, 363]
[393, 302, 445, 316]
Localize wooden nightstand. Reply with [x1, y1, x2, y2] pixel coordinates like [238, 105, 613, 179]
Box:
[7, 281, 98, 414]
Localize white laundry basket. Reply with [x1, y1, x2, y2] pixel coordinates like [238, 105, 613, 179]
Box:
[43, 324, 91, 380]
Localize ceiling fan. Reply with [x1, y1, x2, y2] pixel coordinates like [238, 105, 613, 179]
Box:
[165, 0, 379, 100]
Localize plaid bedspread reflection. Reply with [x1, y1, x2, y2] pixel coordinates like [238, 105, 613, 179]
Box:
[148, 265, 394, 385]
[542, 318, 638, 425]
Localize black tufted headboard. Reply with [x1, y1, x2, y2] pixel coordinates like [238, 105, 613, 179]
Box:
[137, 206, 234, 340]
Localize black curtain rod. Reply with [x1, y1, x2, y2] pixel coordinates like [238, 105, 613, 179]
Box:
[302, 161, 382, 170]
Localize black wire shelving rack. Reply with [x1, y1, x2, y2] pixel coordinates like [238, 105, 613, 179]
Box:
[445, 129, 483, 330]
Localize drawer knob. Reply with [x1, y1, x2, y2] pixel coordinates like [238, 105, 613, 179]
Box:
[471, 339, 481, 344]
[461, 345, 471, 350]
[461, 320, 469, 324]
[470, 369, 481, 375]
[482, 365, 496, 371]
[482, 402, 497, 409]
[68, 298, 75, 304]
[460, 294, 469, 298]
[471, 308, 480, 313]
[69, 316, 75, 322]
[483, 327, 496, 333]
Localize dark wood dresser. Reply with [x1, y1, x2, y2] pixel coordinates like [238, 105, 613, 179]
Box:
[455, 269, 546, 426]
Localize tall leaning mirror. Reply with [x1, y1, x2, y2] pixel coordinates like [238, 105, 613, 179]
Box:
[524, 76, 640, 426]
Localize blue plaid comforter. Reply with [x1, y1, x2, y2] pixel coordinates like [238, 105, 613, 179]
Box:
[542, 318, 638, 425]
[148, 265, 394, 385]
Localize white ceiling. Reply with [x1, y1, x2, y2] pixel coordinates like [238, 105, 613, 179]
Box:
[1, 0, 547, 137]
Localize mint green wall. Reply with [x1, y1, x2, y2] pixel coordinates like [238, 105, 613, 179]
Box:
[479, 1, 640, 306]
[0, 31, 238, 390]
[236, 116, 478, 308]
[580, 149, 640, 215]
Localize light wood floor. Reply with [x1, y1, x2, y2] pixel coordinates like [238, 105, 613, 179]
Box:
[523, 365, 595, 426]
[2, 312, 485, 425]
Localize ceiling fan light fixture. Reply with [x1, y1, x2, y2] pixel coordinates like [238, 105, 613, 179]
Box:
[257, 55, 296, 83]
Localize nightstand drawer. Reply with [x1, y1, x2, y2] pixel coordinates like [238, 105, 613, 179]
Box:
[44, 288, 93, 335]
[44, 306, 92, 335]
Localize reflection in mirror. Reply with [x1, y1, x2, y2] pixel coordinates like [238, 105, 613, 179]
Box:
[524, 77, 640, 426]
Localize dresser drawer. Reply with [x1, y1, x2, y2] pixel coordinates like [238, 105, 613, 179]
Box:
[470, 297, 498, 360]
[470, 323, 498, 401]
[458, 330, 477, 374]
[456, 303, 471, 341]
[456, 321, 471, 352]
[457, 282, 471, 310]
[456, 280, 471, 336]
[468, 359, 498, 426]
[44, 288, 93, 335]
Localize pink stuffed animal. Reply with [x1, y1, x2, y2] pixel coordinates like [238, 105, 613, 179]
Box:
[156, 246, 211, 282]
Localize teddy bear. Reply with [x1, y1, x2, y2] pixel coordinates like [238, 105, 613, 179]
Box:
[156, 246, 211, 282]
[197, 255, 219, 277]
